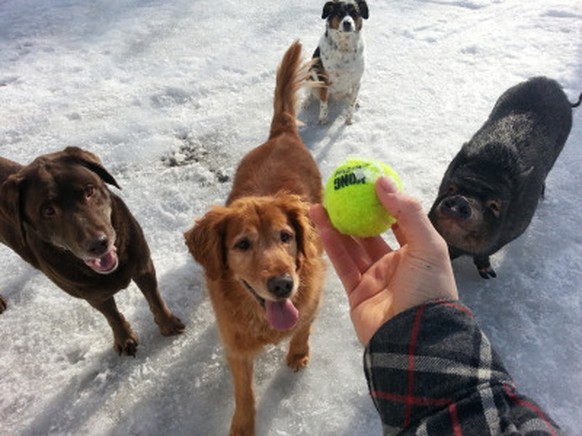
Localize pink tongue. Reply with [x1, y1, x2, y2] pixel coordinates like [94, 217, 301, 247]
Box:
[85, 249, 118, 274]
[265, 299, 299, 331]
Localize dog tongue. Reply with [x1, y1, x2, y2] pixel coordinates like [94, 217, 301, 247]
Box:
[85, 248, 118, 274]
[265, 299, 299, 331]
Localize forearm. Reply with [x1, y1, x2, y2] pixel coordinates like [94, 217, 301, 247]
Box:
[364, 300, 561, 434]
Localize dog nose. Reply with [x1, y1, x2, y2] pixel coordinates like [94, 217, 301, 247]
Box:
[87, 234, 109, 256]
[343, 20, 353, 31]
[267, 274, 294, 299]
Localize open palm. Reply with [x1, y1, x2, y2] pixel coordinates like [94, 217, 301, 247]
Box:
[310, 177, 458, 345]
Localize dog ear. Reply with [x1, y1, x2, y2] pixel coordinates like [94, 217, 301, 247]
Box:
[0, 174, 27, 250]
[184, 206, 230, 281]
[357, 0, 369, 19]
[322, 1, 335, 19]
[276, 194, 317, 270]
[63, 146, 122, 190]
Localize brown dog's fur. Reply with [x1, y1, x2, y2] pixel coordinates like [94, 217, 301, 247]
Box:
[0, 147, 185, 355]
[184, 41, 325, 436]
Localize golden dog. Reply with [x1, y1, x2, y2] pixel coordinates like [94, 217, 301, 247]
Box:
[184, 41, 325, 435]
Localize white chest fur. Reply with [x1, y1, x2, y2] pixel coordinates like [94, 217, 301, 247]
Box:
[319, 29, 365, 99]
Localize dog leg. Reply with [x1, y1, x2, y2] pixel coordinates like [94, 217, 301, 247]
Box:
[133, 259, 185, 336]
[318, 86, 329, 124]
[345, 82, 361, 125]
[227, 352, 256, 436]
[287, 323, 312, 371]
[90, 297, 139, 356]
[0, 295, 6, 313]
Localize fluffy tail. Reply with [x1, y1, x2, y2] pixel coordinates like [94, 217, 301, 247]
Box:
[269, 40, 310, 138]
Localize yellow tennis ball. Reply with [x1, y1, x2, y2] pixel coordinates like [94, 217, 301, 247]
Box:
[323, 158, 402, 237]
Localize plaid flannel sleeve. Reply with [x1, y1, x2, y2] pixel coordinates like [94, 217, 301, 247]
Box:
[364, 300, 562, 435]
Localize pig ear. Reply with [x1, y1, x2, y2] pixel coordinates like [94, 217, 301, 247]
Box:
[516, 166, 534, 191]
[63, 146, 121, 190]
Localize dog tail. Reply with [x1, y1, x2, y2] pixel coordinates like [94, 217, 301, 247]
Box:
[270, 40, 310, 138]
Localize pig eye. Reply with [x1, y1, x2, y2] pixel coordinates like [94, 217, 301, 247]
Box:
[486, 200, 502, 217]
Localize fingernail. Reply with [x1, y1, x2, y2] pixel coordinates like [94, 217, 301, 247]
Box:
[377, 176, 397, 193]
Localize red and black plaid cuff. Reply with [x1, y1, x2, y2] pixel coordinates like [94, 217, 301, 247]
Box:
[364, 300, 561, 435]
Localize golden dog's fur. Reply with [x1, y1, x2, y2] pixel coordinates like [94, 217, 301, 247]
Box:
[184, 41, 325, 436]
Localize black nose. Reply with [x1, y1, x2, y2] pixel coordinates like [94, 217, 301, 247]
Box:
[267, 274, 294, 299]
[87, 234, 109, 256]
[343, 21, 353, 31]
[440, 195, 472, 220]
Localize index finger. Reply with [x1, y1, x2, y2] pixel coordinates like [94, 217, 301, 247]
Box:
[309, 204, 364, 292]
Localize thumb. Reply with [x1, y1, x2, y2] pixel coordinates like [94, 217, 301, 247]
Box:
[375, 177, 444, 251]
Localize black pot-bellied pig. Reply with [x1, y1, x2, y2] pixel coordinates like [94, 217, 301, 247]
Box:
[429, 76, 581, 279]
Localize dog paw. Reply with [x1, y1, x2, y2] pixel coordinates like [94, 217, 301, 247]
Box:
[229, 414, 255, 436]
[0, 295, 7, 313]
[158, 314, 186, 336]
[287, 352, 310, 372]
[114, 331, 139, 357]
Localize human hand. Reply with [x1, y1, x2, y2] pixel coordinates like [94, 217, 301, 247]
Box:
[310, 176, 458, 345]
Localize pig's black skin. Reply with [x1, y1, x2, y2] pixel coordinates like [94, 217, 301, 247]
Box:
[429, 76, 581, 279]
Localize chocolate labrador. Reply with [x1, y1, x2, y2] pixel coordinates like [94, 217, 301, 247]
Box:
[0, 147, 185, 355]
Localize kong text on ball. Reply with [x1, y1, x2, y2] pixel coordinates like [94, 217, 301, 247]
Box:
[323, 158, 402, 237]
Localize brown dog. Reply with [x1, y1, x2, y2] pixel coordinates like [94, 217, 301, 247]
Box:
[184, 41, 325, 436]
[0, 147, 185, 355]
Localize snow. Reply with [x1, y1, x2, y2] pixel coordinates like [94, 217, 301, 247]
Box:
[1, 0, 581, 434]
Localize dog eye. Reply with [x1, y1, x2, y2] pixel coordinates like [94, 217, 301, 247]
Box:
[42, 205, 56, 218]
[234, 238, 251, 251]
[446, 185, 458, 195]
[280, 231, 294, 243]
[84, 184, 95, 198]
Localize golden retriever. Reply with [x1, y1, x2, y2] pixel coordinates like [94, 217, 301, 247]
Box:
[184, 41, 325, 436]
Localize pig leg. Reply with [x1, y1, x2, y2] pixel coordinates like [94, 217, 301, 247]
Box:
[474, 255, 497, 279]
[448, 246, 463, 260]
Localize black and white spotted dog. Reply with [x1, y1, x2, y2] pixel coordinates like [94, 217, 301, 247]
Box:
[310, 0, 368, 125]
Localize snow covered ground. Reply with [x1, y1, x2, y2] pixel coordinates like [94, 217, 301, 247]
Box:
[1, 0, 581, 434]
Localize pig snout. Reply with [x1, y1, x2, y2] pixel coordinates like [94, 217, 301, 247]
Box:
[439, 195, 472, 220]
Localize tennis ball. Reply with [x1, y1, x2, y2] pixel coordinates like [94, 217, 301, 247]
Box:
[323, 158, 402, 237]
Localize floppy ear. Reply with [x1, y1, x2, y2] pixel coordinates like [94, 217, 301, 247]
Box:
[63, 146, 121, 190]
[276, 194, 318, 270]
[357, 1, 369, 19]
[184, 206, 230, 281]
[0, 174, 27, 250]
[322, 1, 335, 19]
